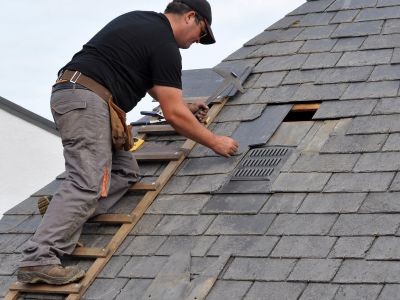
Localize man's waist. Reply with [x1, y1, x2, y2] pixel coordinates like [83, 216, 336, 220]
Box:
[55, 70, 112, 102]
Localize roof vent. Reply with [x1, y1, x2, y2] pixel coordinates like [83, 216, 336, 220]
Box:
[231, 146, 292, 181]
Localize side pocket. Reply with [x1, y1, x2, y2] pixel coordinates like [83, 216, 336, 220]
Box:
[51, 100, 87, 115]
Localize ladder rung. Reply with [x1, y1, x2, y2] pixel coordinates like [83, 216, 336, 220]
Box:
[130, 181, 159, 191]
[10, 282, 82, 294]
[137, 124, 176, 135]
[71, 247, 109, 258]
[88, 214, 133, 224]
[134, 151, 183, 161]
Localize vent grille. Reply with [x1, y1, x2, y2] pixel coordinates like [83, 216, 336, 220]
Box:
[231, 146, 292, 181]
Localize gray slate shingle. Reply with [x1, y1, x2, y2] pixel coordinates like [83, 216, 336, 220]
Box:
[336, 49, 393, 66]
[301, 52, 342, 69]
[85, 278, 128, 300]
[119, 256, 168, 278]
[178, 156, 239, 176]
[184, 174, 231, 194]
[291, 83, 348, 101]
[330, 9, 360, 23]
[298, 192, 366, 213]
[267, 214, 337, 235]
[320, 134, 387, 153]
[261, 193, 306, 213]
[368, 237, 400, 259]
[313, 99, 377, 119]
[347, 115, 400, 134]
[374, 98, 400, 115]
[298, 12, 336, 26]
[155, 236, 216, 256]
[288, 259, 342, 282]
[329, 237, 374, 258]
[378, 284, 400, 300]
[332, 36, 365, 52]
[316, 66, 373, 84]
[249, 41, 304, 57]
[324, 172, 395, 192]
[361, 192, 400, 212]
[205, 214, 275, 235]
[291, 153, 359, 172]
[289, 0, 336, 16]
[253, 71, 287, 88]
[259, 84, 300, 103]
[147, 194, 210, 215]
[116, 279, 152, 300]
[272, 172, 332, 192]
[283, 69, 321, 84]
[226, 88, 263, 105]
[328, 0, 378, 11]
[151, 215, 215, 236]
[122, 236, 166, 256]
[270, 236, 336, 258]
[330, 214, 400, 235]
[392, 48, 400, 63]
[370, 65, 400, 81]
[354, 152, 400, 172]
[383, 19, 400, 34]
[299, 283, 339, 300]
[390, 172, 400, 191]
[362, 33, 400, 49]
[254, 54, 308, 73]
[378, 0, 400, 7]
[245, 28, 304, 46]
[335, 284, 383, 299]
[244, 282, 306, 300]
[215, 104, 266, 122]
[356, 6, 400, 22]
[383, 133, 400, 151]
[206, 280, 252, 300]
[201, 194, 268, 214]
[295, 25, 338, 40]
[299, 38, 337, 53]
[331, 20, 384, 37]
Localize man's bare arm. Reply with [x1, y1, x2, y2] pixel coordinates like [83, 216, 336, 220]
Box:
[148, 85, 238, 157]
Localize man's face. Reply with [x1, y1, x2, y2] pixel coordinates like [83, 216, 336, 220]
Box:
[178, 12, 207, 49]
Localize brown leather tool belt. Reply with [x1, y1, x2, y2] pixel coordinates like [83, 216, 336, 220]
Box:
[56, 70, 112, 102]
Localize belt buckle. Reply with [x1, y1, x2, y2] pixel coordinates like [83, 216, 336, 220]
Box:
[69, 71, 81, 84]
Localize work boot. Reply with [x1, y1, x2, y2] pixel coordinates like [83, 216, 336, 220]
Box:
[17, 264, 85, 285]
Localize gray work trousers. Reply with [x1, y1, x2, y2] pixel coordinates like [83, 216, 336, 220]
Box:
[20, 87, 139, 267]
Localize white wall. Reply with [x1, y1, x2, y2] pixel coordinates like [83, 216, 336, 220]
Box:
[0, 110, 64, 216]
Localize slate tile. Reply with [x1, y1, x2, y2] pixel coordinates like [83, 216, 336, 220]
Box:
[244, 28, 304, 46]
[81, 223, 119, 235]
[301, 52, 342, 69]
[382, 133, 400, 152]
[299, 192, 366, 213]
[223, 45, 260, 61]
[291, 83, 348, 101]
[291, 153, 359, 173]
[155, 236, 216, 256]
[299, 39, 337, 54]
[130, 215, 162, 235]
[243, 73, 260, 89]
[0, 254, 20, 275]
[261, 193, 306, 213]
[115, 279, 152, 300]
[330, 214, 400, 235]
[206, 280, 252, 300]
[331, 20, 383, 38]
[226, 88, 263, 105]
[152, 215, 215, 235]
[332, 36, 366, 52]
[161, 175, 194, 194]
[383, 19, 400, 34]
[320, 134, 387, 153]
[356, 6, 400, 22]
[4, 197, 39, 215]
[244, 282, 306, 300]
[98, 256, 130, 279]
[336, 49, 393, 66]
[270, 236, 336, 258]
[223, 258, 296, 281]
[325, 172, 395, 192]
[138, 162, 163, 176]
[367, 237, 400, 259]
[330, 9, 360, 23]
[178, 156, 239, 176]
[119, 256, 168, 278]
[300, 120, 341, 153]
[147, 194, 210, 215]
[299, 283, 339, 300]
[328, 0, 378, 11]
[283, 69, 322, 84]
[249, 41, 304, 57]
[207, 236, 279, 257]
[217, 180, 271, 194]
[289, 259, 342, 282]
[201, 194, 268, 214]
[106, 193, 142, 214]
[378, 0, 400, 7]
[252, 71, 287, 88]
[0, 276, 17, 297]
[378, 284, 400, 300]
[184, 174, 230, 194]
[259, 84, 299, 103]
[78, 235, 111, 249]
[334, 260, 400, 283]
[267, 214, 337, 235]
[316, 66, 373, 84]
[122, 236, 166, 256]
[272, 172, 332, 192]
[214, 104, 266, 122]
[31, 179, 62, 197]
[190, 256, 218, 274]
[374, 98, 400, 115]
[370, 65, 400, 81]
[347, 115, 400, 134]
[0, 215, 29, 234]
[215, 58, 261, 76]
[205, 214, 275, 235]
[254, 54, 308, 73]
[0, 234, 30, 254]
[390, 172, 400, 191]
[329, 237, 374, 258]
[314, 99, 377, 119]
[392, 48, 400, 63]
[354, 152, 400, 172]
[295, 25, 338, 40]
[289, 0, 336, 15]
[84, 278, 128, 300]
[297, 12, 336, 26]
[268, 121, 314, 146]
[362, 33, 400, 49]
[335, 284, 383, 300]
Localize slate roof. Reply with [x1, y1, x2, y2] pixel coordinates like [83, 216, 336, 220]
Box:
[3, 0, 400, 299]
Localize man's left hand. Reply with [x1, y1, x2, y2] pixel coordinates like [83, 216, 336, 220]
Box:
[188, 101, 209, 122]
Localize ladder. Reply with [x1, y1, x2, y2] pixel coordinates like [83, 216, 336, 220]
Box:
[5, 66, 251, 300]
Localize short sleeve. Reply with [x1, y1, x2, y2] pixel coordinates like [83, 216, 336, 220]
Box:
[151, 42, 182, 89]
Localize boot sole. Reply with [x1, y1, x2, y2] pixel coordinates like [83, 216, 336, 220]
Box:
[17, 269, 85, 285]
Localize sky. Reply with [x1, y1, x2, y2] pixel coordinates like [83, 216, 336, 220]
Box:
[0, 0, 305, 123]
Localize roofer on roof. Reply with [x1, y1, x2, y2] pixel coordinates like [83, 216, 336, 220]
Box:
[18, 0, 238, 285]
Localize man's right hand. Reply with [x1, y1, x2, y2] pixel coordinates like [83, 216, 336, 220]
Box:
[210, 135, 239, 157]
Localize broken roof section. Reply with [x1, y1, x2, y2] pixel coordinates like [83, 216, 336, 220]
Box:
[3, 0, 400, 298]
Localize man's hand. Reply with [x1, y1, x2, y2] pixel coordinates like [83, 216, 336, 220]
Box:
[187, 101, 209, 122]
[210, 135, 239, 157]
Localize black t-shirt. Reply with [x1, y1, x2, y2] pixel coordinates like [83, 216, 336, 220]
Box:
[61, 11, 182, 112]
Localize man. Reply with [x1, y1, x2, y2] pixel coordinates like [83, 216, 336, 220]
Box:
[17, 0, 238, 285]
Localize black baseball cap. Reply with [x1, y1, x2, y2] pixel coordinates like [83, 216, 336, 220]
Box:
[174, 0, 216, 44]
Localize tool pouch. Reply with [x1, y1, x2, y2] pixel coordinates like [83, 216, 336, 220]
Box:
[107, 99, 133, 151]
